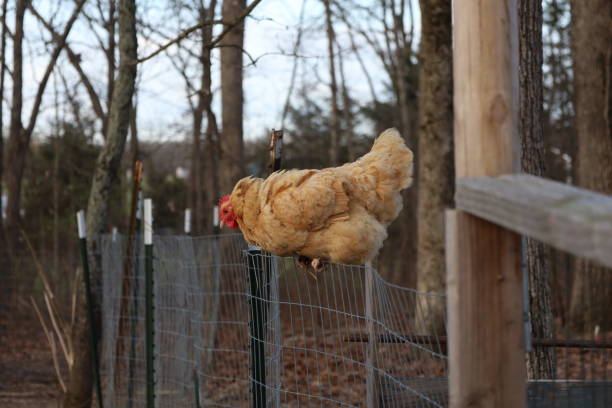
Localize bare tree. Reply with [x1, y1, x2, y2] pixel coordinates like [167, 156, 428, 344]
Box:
[569, 0, 612, 332]
[30, 0, 118, 138]
[415, 0, 453, 333]
[280, 0, 307, 129]
[4, 0, 85, 253]
[62, 0, 138, 405]
[183, 0, 219, 233]
[337, 37, 355, 161]
[0, 0, 8, 256]
[334, 0, 419, 284]
[220, 0, 246, 193]
[518, 0, 555, 379]
[323, 0, 341, 166]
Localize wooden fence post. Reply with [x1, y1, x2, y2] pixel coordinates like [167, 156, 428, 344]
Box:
[365, 261, 378, 407]
[448, 1, 526, 407]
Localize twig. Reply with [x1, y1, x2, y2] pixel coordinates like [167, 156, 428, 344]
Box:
[280, 0, 307, 127]
[44, 293, 72, 366]
[31, 297, 67, 392]
[71, 267, 81, 331]
[20, 228, 52, 296]
[137, 0, 263, 64]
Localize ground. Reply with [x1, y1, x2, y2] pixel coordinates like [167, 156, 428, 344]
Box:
[0, 305, 63, 408]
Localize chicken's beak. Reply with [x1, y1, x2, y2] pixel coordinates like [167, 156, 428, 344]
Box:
[220, 220, 226, 228]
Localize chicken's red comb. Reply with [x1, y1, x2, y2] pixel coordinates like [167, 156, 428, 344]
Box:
[219, 195, 230, 206]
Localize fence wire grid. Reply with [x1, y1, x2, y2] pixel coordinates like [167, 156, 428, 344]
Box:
[99, 233, 610, 408]
[100, 233, 448, 407]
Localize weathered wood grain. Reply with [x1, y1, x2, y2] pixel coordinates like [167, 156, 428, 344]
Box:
[365, 261, 379, 407]
[450, 1, 526, 407]
[456, 174, 612, 269]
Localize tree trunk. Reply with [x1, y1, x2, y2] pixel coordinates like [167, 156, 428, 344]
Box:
[219, 0, 246, 194]
[569, 0, 612, 332]
[129, 98, 139, 165]
[519, 0, 555, 379]
[5, 0, 84, 254]
[104, 0, 117, 138]
[0, 0, 9, 259]
[323, 0, 341, 166]
[4, 0, 26, 253]
[415, 0, 453, 334]
[63, 0, 137, 406]
[190, 3, 217, 234]
[337, 37, 355, 161]
[202, 1, 220, 234]
[388, 0, 419, 286]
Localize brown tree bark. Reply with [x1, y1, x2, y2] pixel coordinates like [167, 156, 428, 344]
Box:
[323, 0, 341, 166]
[105, 0, 117, 138]
[4, 0, 26, 254]
[415, 0, 453, 334]
[202, 6, 221, 234]
[219, 0, 246, 194]
[519, 0, 555, 379]
[569, 0, 612, 332]
[63, 0, 138, 406]
[191, 2, 217, 234]
[0, 0, 8, 258]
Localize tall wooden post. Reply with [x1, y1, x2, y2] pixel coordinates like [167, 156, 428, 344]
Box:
[447, 1, 526, 408]
[365, 261, 378, 407]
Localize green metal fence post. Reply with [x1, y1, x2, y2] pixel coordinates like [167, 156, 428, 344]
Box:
[76, 210, 104, 408]
[246, 247, 267, 408]
[127, 192, 143, 408]
[144, 199, 155, 408]
[193, 369, 202, 408]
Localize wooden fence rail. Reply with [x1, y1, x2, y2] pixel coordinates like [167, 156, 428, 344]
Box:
[456, 174, 612, 269]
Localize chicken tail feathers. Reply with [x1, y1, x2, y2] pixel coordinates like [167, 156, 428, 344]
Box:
[368, 127, 414, 190]
[345, 128, 414, 224]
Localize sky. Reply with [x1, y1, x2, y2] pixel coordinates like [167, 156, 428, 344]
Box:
[7, 0, 421, 143]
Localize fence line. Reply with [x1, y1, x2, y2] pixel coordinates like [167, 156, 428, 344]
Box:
[98, 232, 610, 407]
[99, 233, 448, 407]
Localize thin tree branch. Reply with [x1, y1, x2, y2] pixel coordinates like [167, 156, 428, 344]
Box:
[24, 0, 87, 140]
[137, 0, 263, 64]
[334, 1, 378, 104]
[280, 0, 307, 128]
[28, 3, 106, 123]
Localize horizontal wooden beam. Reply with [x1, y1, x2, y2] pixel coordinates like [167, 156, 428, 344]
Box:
[455, 174, 612, 268]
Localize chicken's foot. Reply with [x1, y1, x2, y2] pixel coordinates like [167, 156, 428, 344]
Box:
[310, 258, 330, 274]
[295, 256, 324, 279]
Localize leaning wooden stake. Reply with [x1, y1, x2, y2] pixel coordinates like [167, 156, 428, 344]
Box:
[448, 1, 526, 408]
[116, 160, 144, 390]
[268, 129, 283, 408]
[246, 129, 284, 408]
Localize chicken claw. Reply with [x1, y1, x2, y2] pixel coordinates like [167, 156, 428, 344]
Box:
[296, 255, 312, 270]
[311, 258, 328, 273]
[296, 256, 320, 279]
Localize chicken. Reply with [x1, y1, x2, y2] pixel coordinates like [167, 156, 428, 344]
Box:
[218, 128, 413, 269]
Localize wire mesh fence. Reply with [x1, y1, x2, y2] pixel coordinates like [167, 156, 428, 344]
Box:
[98, 233, 610, 407]
[99, 233, 449, 407]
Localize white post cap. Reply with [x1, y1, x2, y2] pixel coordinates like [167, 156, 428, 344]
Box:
[76, 210, 86, 239]
[144, 199, 153, 245]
